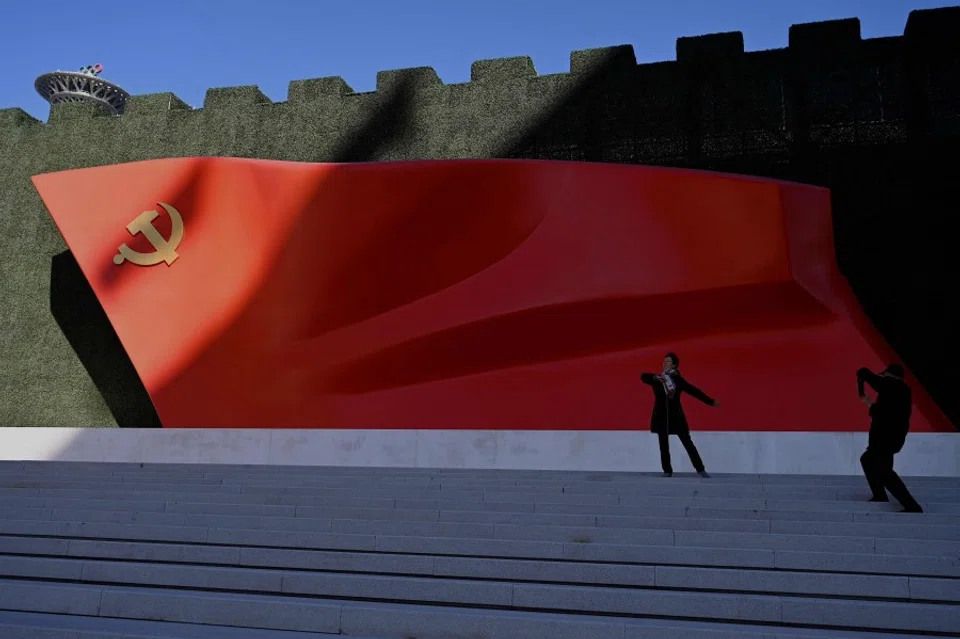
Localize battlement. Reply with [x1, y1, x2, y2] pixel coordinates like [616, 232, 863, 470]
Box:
[3, 7, 958, 135]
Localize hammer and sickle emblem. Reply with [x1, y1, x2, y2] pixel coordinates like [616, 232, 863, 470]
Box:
[113, 202, 185, 267]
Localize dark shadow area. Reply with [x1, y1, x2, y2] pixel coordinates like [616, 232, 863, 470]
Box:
[490, 16, 959, 429]
[797, 143, 956, 432]
[329, 80, 417, 162]
[49, 250, 162, 428]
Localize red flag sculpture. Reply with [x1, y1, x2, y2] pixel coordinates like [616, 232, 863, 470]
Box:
[32, 158, 953, 432]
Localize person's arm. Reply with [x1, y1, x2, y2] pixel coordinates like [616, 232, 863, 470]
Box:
[678, 377, 716, 406]
[857, 367, 884, 394]
[640, 373, 658, 386]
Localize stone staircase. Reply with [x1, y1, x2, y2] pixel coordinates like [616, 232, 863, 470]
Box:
[0, 461, 956, 638]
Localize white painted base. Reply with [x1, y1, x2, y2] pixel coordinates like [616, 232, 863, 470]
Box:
[0, 429, 957, 476]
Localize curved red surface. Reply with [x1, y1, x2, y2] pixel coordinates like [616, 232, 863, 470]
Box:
[32, 158, 953, 432]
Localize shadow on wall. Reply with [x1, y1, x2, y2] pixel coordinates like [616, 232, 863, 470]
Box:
[487, 35, 960, 430]
[50, 251, 162, 428]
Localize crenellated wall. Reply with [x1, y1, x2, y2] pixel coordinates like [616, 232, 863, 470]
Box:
[1, 7, 958, 427]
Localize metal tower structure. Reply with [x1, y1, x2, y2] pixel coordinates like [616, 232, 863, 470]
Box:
[35, 64, 130, 115]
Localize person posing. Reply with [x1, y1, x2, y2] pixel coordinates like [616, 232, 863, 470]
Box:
[857, 364, 923, 513]
[641, 352, 718, 478]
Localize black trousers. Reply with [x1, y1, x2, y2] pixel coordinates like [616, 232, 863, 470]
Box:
[860, 448, 922, 510]
[658, 430, 705, 473]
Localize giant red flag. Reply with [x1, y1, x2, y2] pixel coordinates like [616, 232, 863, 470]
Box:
[32, 158, 953, 432]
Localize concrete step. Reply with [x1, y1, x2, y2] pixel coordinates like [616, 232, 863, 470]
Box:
[0, 611, 367, 639]
[2, 477, 958, 503]
[5, 471, 957, 490]
[0, 464, 957, 486]
[0, 579, 950, 637]
[3, 494, 960, 525]
[1, 462, 957, 485]
[4, 501, 960, 539]
[2, 529, 956, 578]
[2, 479, 959, 511]
[1, 551, 957, 602]
[0, 489, 960, 518]
[0, 462, 955, 638]
[1, 513, 957, 559]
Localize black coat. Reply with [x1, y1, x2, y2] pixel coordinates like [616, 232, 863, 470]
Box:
[640, 371, 715, 434]
[857, 368, 912, 454]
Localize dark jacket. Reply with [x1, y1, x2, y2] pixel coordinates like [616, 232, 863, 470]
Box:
[641, 370, 715, 434]
[857, 367, 912, 453]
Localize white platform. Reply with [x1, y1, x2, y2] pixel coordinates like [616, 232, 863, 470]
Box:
[0, 429, 956, 476]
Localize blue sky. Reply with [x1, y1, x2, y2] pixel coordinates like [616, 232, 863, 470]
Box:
[1, 0, 954, 121]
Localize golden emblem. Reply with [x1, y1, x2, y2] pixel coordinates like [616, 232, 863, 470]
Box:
[113, 202, 185, 267]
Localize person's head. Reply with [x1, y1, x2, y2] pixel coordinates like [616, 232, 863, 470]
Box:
[663, 352, 679, 373]
[882, 363, 905, 379]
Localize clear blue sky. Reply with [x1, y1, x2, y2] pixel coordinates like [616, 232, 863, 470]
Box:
[1, 0, 954, 121]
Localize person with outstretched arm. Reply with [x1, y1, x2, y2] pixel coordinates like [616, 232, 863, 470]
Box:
[640, 352, 718, 478]
[857, 363, 923, 513]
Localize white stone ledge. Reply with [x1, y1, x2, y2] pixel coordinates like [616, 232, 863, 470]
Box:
[0, 429, 956, 477]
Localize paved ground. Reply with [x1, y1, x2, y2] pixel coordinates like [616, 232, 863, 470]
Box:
[0, 461, 956, 638]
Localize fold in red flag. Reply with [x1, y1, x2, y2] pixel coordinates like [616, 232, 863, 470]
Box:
[32, 158, 952, 431]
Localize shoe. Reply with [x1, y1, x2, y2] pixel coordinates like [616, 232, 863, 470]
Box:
[698, 471, 710, 478]
[662, 472, 673, 477]
[900, 506, 924, 513]
[868, 497, 890, 503]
